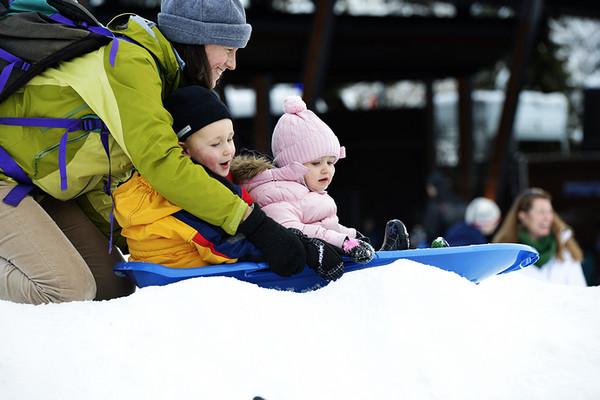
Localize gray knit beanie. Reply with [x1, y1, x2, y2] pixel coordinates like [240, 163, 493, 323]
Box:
[157, 0, 252, 48]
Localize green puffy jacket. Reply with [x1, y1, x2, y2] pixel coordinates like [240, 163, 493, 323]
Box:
[0, 14, 248, 246]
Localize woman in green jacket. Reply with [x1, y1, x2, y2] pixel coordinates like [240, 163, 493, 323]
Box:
[0, 0, 306, 304]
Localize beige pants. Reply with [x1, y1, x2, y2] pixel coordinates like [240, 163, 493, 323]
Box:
[0, 182, 135, 304]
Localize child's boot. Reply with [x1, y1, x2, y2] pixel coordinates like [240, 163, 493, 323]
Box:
[379, 219, 410, 251]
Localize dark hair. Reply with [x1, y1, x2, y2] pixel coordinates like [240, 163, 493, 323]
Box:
[172, 42, 213, 89]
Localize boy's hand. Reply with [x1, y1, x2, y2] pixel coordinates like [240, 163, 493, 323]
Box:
[238, 205, 305, 277]
[288, 229, 345, 281]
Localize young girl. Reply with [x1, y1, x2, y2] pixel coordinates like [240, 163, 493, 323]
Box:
[232, 96, 409, 264]
[114, 87, 344, 280]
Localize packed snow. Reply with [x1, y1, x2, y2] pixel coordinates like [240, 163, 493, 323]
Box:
[1, 259, 599, 400]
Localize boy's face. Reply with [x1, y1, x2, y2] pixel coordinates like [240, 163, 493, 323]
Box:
[302, 156, 336, 192]
[179, 119, 235, 177]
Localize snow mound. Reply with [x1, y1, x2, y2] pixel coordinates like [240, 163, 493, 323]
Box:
[1, 259, 600, 400]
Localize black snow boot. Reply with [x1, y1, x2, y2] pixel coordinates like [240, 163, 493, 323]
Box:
[379, 219, 410, 251]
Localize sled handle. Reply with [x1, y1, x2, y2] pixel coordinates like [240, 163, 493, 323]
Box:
[497, 248, 540, 275]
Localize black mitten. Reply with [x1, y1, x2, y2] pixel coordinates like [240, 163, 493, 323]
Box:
[289, 229, 344, 281]
[238, 205, 305, 277]
[343, 238, 375, 264]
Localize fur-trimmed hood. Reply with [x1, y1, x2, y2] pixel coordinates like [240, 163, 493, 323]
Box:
[230, 153, 309, 191]
[230, 153, 274, 184]
[230, 154, 355, 249]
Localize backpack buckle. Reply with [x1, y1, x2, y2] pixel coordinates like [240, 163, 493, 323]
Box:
[17, 60, 31, 71]
[79, 118, 108, 133]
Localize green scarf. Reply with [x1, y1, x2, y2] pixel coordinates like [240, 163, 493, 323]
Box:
[518, 229, 556, 268]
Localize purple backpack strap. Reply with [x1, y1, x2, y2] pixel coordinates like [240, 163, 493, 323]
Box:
[0, 145, 35, 206]
[0, 48, 32, 98]
[0, 117, 116, 252]
[48, 13, 119, 67]
[0, 116, 109, 198]
[0, 117, 94, 191]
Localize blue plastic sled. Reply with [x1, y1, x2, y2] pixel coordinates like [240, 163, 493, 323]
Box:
[113, 243, 539, 292]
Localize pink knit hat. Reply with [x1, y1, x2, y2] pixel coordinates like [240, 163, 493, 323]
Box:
[271, 96, 346, 167]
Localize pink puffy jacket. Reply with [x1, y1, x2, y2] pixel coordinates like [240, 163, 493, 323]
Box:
[239, 161, 356, 249]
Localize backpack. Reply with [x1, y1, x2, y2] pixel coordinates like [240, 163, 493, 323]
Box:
[0, 0, 123, 206]
[0, 0, 115, 103]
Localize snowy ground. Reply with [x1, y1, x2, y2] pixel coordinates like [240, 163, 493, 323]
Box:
[1, 259, 599, 400]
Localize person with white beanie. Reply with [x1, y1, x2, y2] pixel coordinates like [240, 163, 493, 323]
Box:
[232, 96, 410, 266]
[444, 197, 501, 246]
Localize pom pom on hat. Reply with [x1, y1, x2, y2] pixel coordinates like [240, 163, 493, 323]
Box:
[465, 197, 501, 235]
[158, 0, 252, 48]
[272, 96, 345, 167]
[283, 95, 307, 114]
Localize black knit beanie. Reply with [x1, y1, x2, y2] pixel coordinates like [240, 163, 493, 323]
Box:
[163, 86, 232, 141]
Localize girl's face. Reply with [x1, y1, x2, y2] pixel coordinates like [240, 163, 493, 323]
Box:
[179, 119, 235, 177]
[518, 197, 553, 241]
[204, 45, 238, 89]
[302, 156, 336, 192]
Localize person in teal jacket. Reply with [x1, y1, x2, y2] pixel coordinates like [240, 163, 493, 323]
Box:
[0, 0, 306, 304]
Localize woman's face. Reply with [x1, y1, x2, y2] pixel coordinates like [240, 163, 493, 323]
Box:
[204, 45, 238, 89]
[518, 197, 553, 241]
